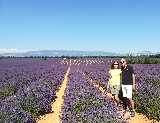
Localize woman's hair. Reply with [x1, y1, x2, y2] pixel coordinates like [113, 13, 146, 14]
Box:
[110, 61, 121, 69]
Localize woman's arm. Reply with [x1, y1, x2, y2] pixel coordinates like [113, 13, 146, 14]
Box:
[108, 70, 112, 84]
[109, 73, 111, 79]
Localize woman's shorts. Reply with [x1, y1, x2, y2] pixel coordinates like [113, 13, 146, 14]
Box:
[110, 85, 120, 95]
[122, 84, 132, 99]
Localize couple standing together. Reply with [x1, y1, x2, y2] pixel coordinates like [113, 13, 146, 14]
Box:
[108, 58, 136, 117]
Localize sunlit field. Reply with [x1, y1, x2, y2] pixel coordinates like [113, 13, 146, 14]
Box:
[0, 58, 160, 123]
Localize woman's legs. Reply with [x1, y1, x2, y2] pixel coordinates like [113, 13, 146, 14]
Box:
[112, 85, 120, 107]
[114, 94, 119, 105]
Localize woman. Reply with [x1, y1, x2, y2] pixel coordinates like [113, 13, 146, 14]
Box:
[108, 61, 122, 107]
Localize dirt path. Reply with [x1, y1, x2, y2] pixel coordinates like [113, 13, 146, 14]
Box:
[83, 73, 159, 123]
[37, 66, 70, 123]
[128, 113, 160, 123]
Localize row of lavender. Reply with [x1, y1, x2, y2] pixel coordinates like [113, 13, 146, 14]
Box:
[69, 58, 116, 91]
[61, 59, 126, 123]
[0, 58, 68, 122]
[64, 58, 160, 121]
[132, 64, 160, 121]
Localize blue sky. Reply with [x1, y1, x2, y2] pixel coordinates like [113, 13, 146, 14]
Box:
[0, 0, 160, 53]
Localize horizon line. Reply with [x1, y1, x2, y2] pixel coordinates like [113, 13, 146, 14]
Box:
[0, 48, 159, 55]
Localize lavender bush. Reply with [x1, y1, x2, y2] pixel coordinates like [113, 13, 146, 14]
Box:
[132, 64, 160, 121]
[0, 58, 68, 122]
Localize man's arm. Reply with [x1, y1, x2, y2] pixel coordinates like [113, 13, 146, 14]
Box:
[132, 74, 136, 91]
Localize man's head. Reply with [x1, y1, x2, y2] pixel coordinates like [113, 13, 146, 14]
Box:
[121, 58, 127, 67]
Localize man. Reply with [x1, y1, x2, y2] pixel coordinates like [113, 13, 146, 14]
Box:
[120, 58, 136, 117]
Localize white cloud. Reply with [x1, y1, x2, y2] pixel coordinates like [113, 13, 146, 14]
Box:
[0, 49, 18, 54]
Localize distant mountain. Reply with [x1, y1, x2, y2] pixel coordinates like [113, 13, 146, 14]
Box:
[0, 50, 122, 57]
[1, 50, 159, 57]
[136, 51, 156, 56]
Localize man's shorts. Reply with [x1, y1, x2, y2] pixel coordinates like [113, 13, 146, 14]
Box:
[110, 85, 120, 96]
[122, 84, 132, 99]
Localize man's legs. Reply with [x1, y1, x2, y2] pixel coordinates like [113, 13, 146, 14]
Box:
[122, 85, 135, 117]
[127, 98, 135, 117]
[128, 98, 134, 110]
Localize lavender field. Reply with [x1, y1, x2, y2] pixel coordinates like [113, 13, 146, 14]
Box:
[0, 58, 69, 122]
[0, 58, 160, 123]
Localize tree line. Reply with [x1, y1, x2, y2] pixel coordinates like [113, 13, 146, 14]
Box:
[0, 54, 160, 64]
